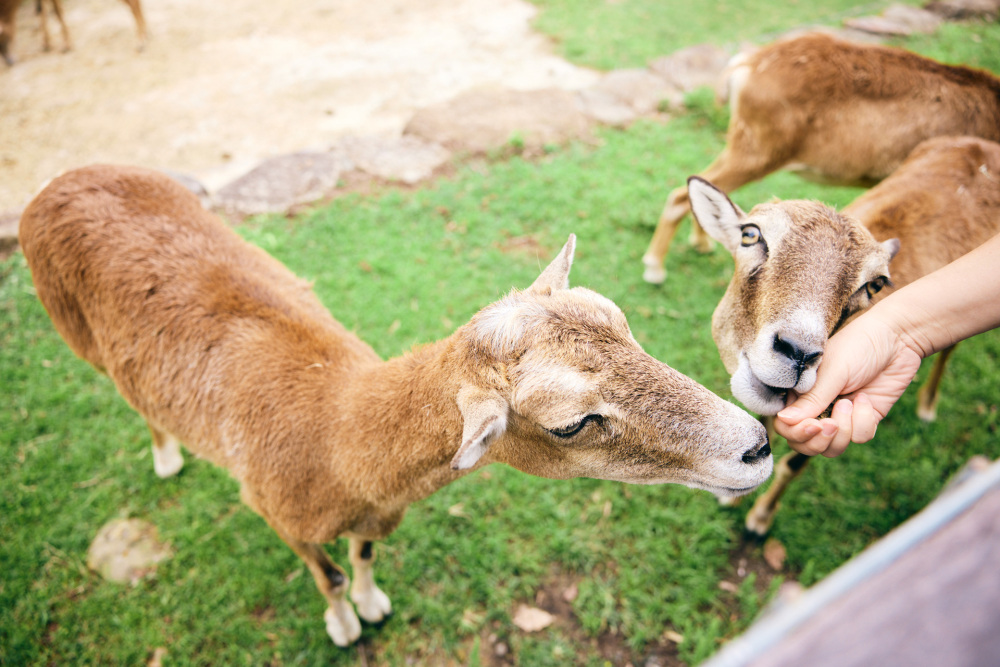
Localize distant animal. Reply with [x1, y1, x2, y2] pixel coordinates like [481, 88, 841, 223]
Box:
[0, 0, 146, 66]
[687, 135, 1000, 536]
[642, 31, 1000, 284]
[19, 164, 772, 646]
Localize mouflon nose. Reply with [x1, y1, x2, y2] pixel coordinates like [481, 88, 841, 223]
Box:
[741, 438, 771, 464]
[773, 333, 822, 369]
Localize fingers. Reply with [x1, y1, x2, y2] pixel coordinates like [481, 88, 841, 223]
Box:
[774, 416, 835, 456]
[776, 355, 853, 426]
[773, 416, 820, 450]
[823, 399, 855, 458]
[849, 393, 879, 444]
[775, 394, 882, 457]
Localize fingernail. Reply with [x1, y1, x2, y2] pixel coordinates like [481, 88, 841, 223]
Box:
[821, 421, 838, 437]
[834, 399, 853, 415]
[778, 407, 801, 420]
[856, 393, 872, 408]
[803, 423, 821, 437]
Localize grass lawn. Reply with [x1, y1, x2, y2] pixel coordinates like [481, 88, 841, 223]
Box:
[529, 0, 924, 69]
[3, 8, 1000, 667]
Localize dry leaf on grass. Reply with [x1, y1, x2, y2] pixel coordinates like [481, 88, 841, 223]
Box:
[764, 538, 787, 570]
[512, 605, 555, 632]
[664, 630, 685, 644]
[461, 608, 485, 630]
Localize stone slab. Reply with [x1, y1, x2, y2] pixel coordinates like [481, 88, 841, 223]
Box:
[87, 518, 173, 585]
[923, 0, 1000, 19]
[336, 135, 451, 185]
[649, 43, 733, 93]
[404, 86, 592, 155]
[213, 151, 353, 216]
[589, 68, 684, 115]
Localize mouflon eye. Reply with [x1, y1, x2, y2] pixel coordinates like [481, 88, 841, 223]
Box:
[740, 225, 762, 246]
[547, 414, 604, 439]
[866, 277, 887, 298]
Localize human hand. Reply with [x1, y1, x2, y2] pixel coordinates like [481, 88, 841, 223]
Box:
[773, 312, 923, 457]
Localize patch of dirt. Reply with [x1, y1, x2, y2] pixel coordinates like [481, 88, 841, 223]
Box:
[473, 536, 788, 667]
[496, 232, 548, 258]
[727, 536, 784, 589]
[474, 567, 686, 667]
[0, 0, 598, 213]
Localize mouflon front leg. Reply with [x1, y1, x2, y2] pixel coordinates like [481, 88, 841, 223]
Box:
[148, 424, 184, 478]
[348, 537, 392, 623]
[284, 534, 361, 646]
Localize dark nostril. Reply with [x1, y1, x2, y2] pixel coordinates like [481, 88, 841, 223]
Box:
[773, 334, 822, 367]
[772, 334, 797, 360]
[742, 440, 771, 464]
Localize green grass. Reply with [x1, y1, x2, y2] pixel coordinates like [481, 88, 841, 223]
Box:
[529, 0, 922, 70]
[4, 13, 1000, 667]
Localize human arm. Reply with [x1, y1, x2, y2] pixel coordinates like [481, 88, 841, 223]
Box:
[775, 231, 1000, 457]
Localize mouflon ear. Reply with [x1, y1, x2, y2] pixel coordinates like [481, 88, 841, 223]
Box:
[451, 386, 508, 470]
[528, 234, 576, 294]
[882, 237, 901, 261]
[687, 177, 746, 252]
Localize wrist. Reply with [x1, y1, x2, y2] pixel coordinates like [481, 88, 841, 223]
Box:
[865, 297, 938, 360]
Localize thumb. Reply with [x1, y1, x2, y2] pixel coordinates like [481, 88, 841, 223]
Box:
[777, 364, 846, 423]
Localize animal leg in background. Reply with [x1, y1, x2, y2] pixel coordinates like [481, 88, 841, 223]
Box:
[643, 142, 789, 284]
[348, 537, 392, 624]
[916, 344, 958, 422]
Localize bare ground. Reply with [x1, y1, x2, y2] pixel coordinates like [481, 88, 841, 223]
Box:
[0, 0, 599, 214]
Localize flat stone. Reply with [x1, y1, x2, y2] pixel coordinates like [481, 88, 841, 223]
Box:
[883, 4, 944, 32]
[335, 135, 450, 185]
[588, 68, 684, 114]
[575, 88, 638, 128]
[404, 86, 592, 155]
[87, 518, 173, 585]
[923, 0, 1000, 19]
[213, 151, 353, 216]
[844, 6, 943, 38]
[844, 15, 916, 36]
[649, 43, 733, 93]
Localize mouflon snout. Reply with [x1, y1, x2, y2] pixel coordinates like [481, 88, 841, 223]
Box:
[662, 381, 772, 497]
[576, 352, 774, 497]
[727, 309, 829, 415]
[772, 333, 822, 374]
[689, 177, 896, 415]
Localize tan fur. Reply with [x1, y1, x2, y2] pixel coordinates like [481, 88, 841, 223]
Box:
[642, 31, 1000, 283]
[845, 135, 1000, 421]
[845, 136, 1000, 290]
[0, 0, 145, 65]
[692, 135, 1000, 535]
[19, 165, 772, 645]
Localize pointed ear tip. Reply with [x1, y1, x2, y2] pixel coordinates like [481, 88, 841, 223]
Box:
[449, 450, 470, 470]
